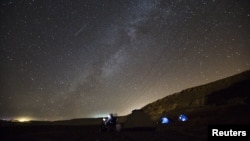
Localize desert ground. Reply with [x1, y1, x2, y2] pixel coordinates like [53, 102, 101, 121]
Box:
[1, 122, 208, 141]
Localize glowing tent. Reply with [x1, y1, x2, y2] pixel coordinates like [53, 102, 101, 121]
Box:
[178, 114, 188, 122]
[160, 117, 170, 124]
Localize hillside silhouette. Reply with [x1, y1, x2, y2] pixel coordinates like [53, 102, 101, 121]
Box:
[142, 70, 250, 124]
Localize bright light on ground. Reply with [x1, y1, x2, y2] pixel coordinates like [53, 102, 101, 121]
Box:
[15, 117, 32, 122]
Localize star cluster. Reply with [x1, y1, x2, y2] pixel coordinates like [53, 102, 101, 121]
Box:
[1, 0, 249, 120]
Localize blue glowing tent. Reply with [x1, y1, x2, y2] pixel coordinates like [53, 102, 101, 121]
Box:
[160, 117, 170, 124]
[178, 114, 188, 122]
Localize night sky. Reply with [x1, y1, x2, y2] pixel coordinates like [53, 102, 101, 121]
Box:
[1, 0, 250, 121]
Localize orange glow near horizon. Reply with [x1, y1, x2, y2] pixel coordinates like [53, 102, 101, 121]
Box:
[15, 117, 32, 122]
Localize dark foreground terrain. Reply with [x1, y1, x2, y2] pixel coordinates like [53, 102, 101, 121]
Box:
[1, 123, 208, 141]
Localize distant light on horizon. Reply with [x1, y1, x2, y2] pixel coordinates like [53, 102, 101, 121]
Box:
[93, 115, 108, 118]
[15, 117, 33, 122]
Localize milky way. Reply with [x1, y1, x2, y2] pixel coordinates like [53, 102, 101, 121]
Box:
[1, 0, 250, 120]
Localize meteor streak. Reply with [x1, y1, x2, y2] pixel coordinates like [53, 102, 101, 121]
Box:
[74, 23, 88, 36]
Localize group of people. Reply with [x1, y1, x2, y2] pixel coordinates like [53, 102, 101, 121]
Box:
[101, 113, 118, 131]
